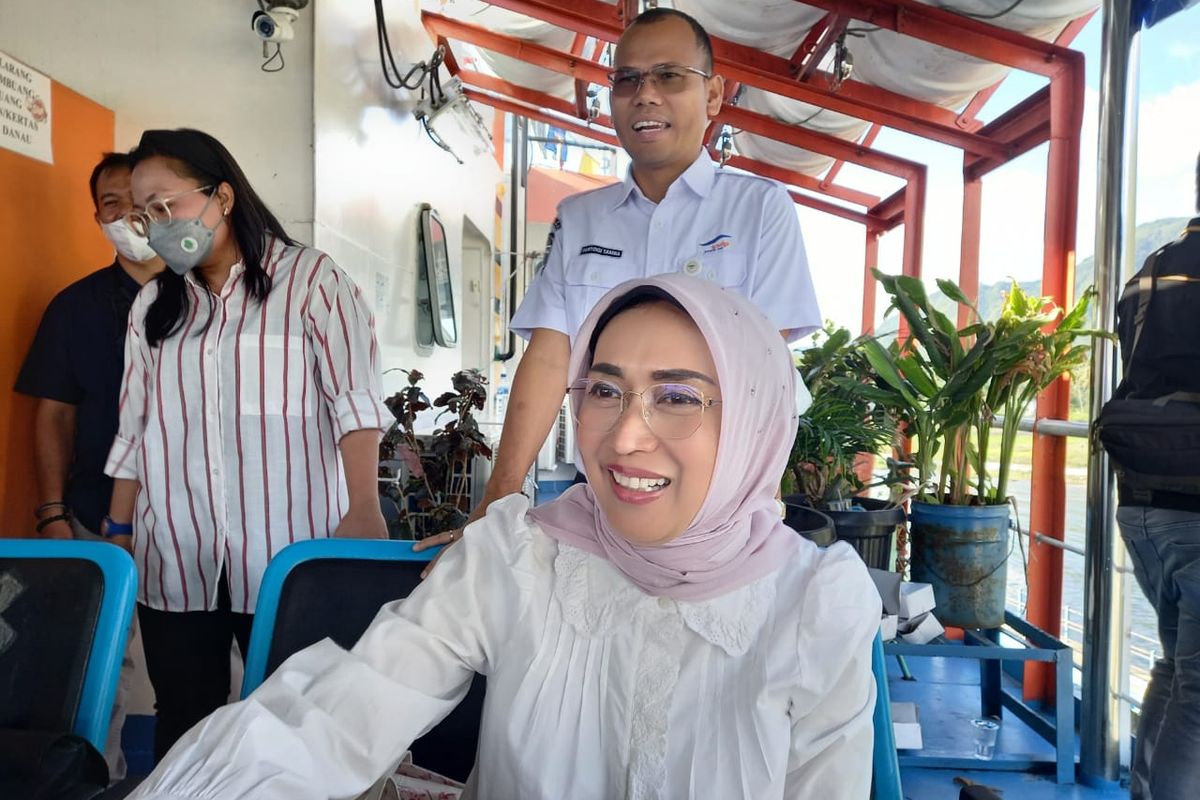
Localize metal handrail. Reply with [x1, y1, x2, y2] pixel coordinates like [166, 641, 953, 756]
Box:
[992, 415, 1089, 439]
[1032, 533, 1134, 575]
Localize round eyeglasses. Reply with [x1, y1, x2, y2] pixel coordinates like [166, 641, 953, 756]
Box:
[125, 184, 214, 237]
[606, 63, 712, 98]
[568, 379, 721, 440]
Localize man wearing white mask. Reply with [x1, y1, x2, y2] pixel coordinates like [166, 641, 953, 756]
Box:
[13, 150, 163, 781]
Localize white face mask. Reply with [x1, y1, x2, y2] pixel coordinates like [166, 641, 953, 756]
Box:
[100, 217, 158, 263]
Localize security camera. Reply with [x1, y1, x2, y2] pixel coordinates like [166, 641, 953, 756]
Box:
[252, 7, 299, 43]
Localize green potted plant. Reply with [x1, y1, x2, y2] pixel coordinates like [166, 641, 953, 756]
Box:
[854, 270, 1096, 627]
[784, 325, 907, 567]
[379, 368, 493, 540]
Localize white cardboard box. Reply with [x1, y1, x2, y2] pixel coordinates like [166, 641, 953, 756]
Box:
[867, 567, 903, 615]
[880, 613, 899, 642]
[899, 611, 945, 645]
[898, 582, 936, 619]
[891, 701, 923, 750]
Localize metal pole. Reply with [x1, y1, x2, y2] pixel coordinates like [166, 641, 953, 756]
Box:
[1081, 0, 1139, 783]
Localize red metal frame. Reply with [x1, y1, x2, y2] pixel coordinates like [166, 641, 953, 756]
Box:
[822, 124, 881, 190]
[864, 230, 880, 335]
[463, 86, 621, 148]
[723, 153, 882, 209]
[571, 33, 591, 119]
[427, 9, 929, 280]
[791, 13, 849, 81]
[427, 1, 1090, 702]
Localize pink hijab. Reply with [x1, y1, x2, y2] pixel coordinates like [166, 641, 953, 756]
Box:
[528, 273, 800, 601]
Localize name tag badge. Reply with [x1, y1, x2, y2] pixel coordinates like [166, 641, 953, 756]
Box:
[580, 245, 623, 258]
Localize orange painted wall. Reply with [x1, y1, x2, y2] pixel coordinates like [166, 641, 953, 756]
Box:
[0, 79, 114, 537]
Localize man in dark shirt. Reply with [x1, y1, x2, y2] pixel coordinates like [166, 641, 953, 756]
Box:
[13, 151, 162, 779]
[16, 151, 162, 539]
[1114, 152, 1200, 800]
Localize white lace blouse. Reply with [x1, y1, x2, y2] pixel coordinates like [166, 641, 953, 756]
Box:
[129, 495, 882, 800]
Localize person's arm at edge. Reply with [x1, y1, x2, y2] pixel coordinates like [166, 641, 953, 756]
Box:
[34, 399, 77, 539]
[479, 327, 571, 505]
[333, 428, 387, 539]
[755, 182, 821, 343]
[307, 257, 391, 540]
[417, 202, 572, 571]
[783, 550, 880, 798]
[414, 327, 570, 572]
[102, 282, 157, 554]
[126, 497, 529, 800]
[104, 477, 139, 554]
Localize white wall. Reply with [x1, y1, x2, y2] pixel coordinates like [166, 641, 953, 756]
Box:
[0, 0, 315, 243]
[0, 0, 509, 406]
[312, 0, 503, 412]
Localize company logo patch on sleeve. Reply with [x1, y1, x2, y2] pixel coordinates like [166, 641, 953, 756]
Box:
[580, 245, 624, 258]
[701, 234, 733, 254]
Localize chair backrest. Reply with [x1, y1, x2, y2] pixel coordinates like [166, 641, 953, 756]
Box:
[0, 540, 136, 753]
[871, 632, 904, 800]
[242, 538, 485, 783]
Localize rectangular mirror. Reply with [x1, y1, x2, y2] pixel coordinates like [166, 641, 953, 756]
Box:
[417, 204, 457, 348]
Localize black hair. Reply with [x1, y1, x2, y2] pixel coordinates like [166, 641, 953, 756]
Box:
[131, 128, 295, 348]
[626, 8, 714, 73]
[88, 151, 135, 210]
[587, 286, 690, 358]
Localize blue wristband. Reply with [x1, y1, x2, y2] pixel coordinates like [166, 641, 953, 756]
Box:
[102, 516, 133, 537]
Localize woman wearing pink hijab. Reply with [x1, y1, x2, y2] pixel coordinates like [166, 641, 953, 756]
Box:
[129, 274, 882, 800]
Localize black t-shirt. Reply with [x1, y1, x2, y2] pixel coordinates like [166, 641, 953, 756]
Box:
[14, 262, 141, 533]
[1116, 217, 1200, 399]
[1113, 217, 1200, 511]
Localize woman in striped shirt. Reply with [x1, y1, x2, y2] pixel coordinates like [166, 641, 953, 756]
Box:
[103, 128, 390, 762]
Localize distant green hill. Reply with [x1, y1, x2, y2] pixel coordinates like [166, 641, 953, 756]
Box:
[874, 216, 1191, 336]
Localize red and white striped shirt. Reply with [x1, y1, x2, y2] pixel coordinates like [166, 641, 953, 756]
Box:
[105, 237, 389, 614]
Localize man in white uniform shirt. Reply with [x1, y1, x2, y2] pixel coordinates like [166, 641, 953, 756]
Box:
[418, 8, 820, 567]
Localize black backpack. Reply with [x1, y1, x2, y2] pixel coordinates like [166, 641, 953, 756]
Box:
[1095, 230, 1200, 497]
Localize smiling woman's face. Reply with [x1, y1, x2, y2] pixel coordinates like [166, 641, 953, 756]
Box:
[575, 301, 722, 546]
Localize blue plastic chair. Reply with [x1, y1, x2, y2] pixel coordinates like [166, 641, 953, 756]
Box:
[242, 537, 485, 782]
[872, 631, 904, 799]
[0, 539, 136, 753]
[242, 538, 437, 694]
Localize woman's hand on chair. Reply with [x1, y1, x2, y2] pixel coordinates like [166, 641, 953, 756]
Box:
[415, 526, 464, 579]
[414, 488, 501, 577]
[333, 504, 388, 540]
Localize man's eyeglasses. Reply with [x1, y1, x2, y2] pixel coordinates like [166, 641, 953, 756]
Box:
[568, 378, 721, 440]
[125, 185, 214, 237]
[606, 63, 712, 98]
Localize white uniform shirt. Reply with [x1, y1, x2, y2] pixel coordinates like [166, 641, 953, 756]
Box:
[511, 151, 822, 344]
[129, 495, 881, 800]
[105, 237, 390, 614]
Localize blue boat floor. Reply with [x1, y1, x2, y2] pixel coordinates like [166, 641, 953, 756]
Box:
[894, 653, 1128, 799]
